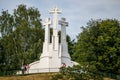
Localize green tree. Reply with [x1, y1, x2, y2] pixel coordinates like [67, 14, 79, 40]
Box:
[13, 4, 44, 66]
[0, 10, 14, 72]
[0, 4, 44, 72]
[0, 10, 14, 37]
[66, 35, 76, 58]
[73, 19, 120, 74]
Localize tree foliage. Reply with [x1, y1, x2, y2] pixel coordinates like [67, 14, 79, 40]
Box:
[73, 19, 120, 74]
[0, 4, 44, 72]
[50, 65, 103, 80]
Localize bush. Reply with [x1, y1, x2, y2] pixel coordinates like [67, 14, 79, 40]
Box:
[50, 65, 103, 80]
[50, 73, 63, 80]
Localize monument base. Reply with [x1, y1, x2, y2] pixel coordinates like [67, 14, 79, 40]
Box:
[28, 60, 59, 73]
[28, 43, 79, 74]
[28, 60, 78, 74]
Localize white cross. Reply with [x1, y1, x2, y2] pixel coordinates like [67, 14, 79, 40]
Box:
[49, 6, 61, 37]
[59, 18, 68, 27]
[50, 6, 62, 14]
[44, 18, 51, 27]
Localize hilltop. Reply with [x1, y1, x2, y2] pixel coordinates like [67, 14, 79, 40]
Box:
[0, 73, 56, 80]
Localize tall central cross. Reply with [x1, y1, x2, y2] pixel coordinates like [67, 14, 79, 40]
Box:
[50, 6, 61, 36]
[49, 6, 61, 50]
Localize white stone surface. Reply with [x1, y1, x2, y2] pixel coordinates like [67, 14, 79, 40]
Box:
[28, 6, 78, 73]
[50, 6, 61, 50]
[59, 17, 73, 67]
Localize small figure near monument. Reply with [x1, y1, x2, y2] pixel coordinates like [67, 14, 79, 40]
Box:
[21, 65, 25, 74]
[26, 64, 30, 74]
[62, 63, 66, 68]
[21, 64, 30, 74]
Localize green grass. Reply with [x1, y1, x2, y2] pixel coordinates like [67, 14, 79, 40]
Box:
[0, 73, 115, 80]
[0, 73, 58, 80]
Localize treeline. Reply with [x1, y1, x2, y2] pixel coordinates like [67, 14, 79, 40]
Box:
[0, 4, 44, 71]
[73, 19, 120, 74]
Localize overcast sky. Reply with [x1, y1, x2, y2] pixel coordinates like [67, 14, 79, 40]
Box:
[0, 0, 120, 39]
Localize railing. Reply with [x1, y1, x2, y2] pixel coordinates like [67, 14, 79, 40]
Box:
[0, 68, 60, 76]
[17, 68, 59, 74]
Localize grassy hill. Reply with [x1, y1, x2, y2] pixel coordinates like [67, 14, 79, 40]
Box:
[0, 73, 115, 80]
[0, 73, 56, 80]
